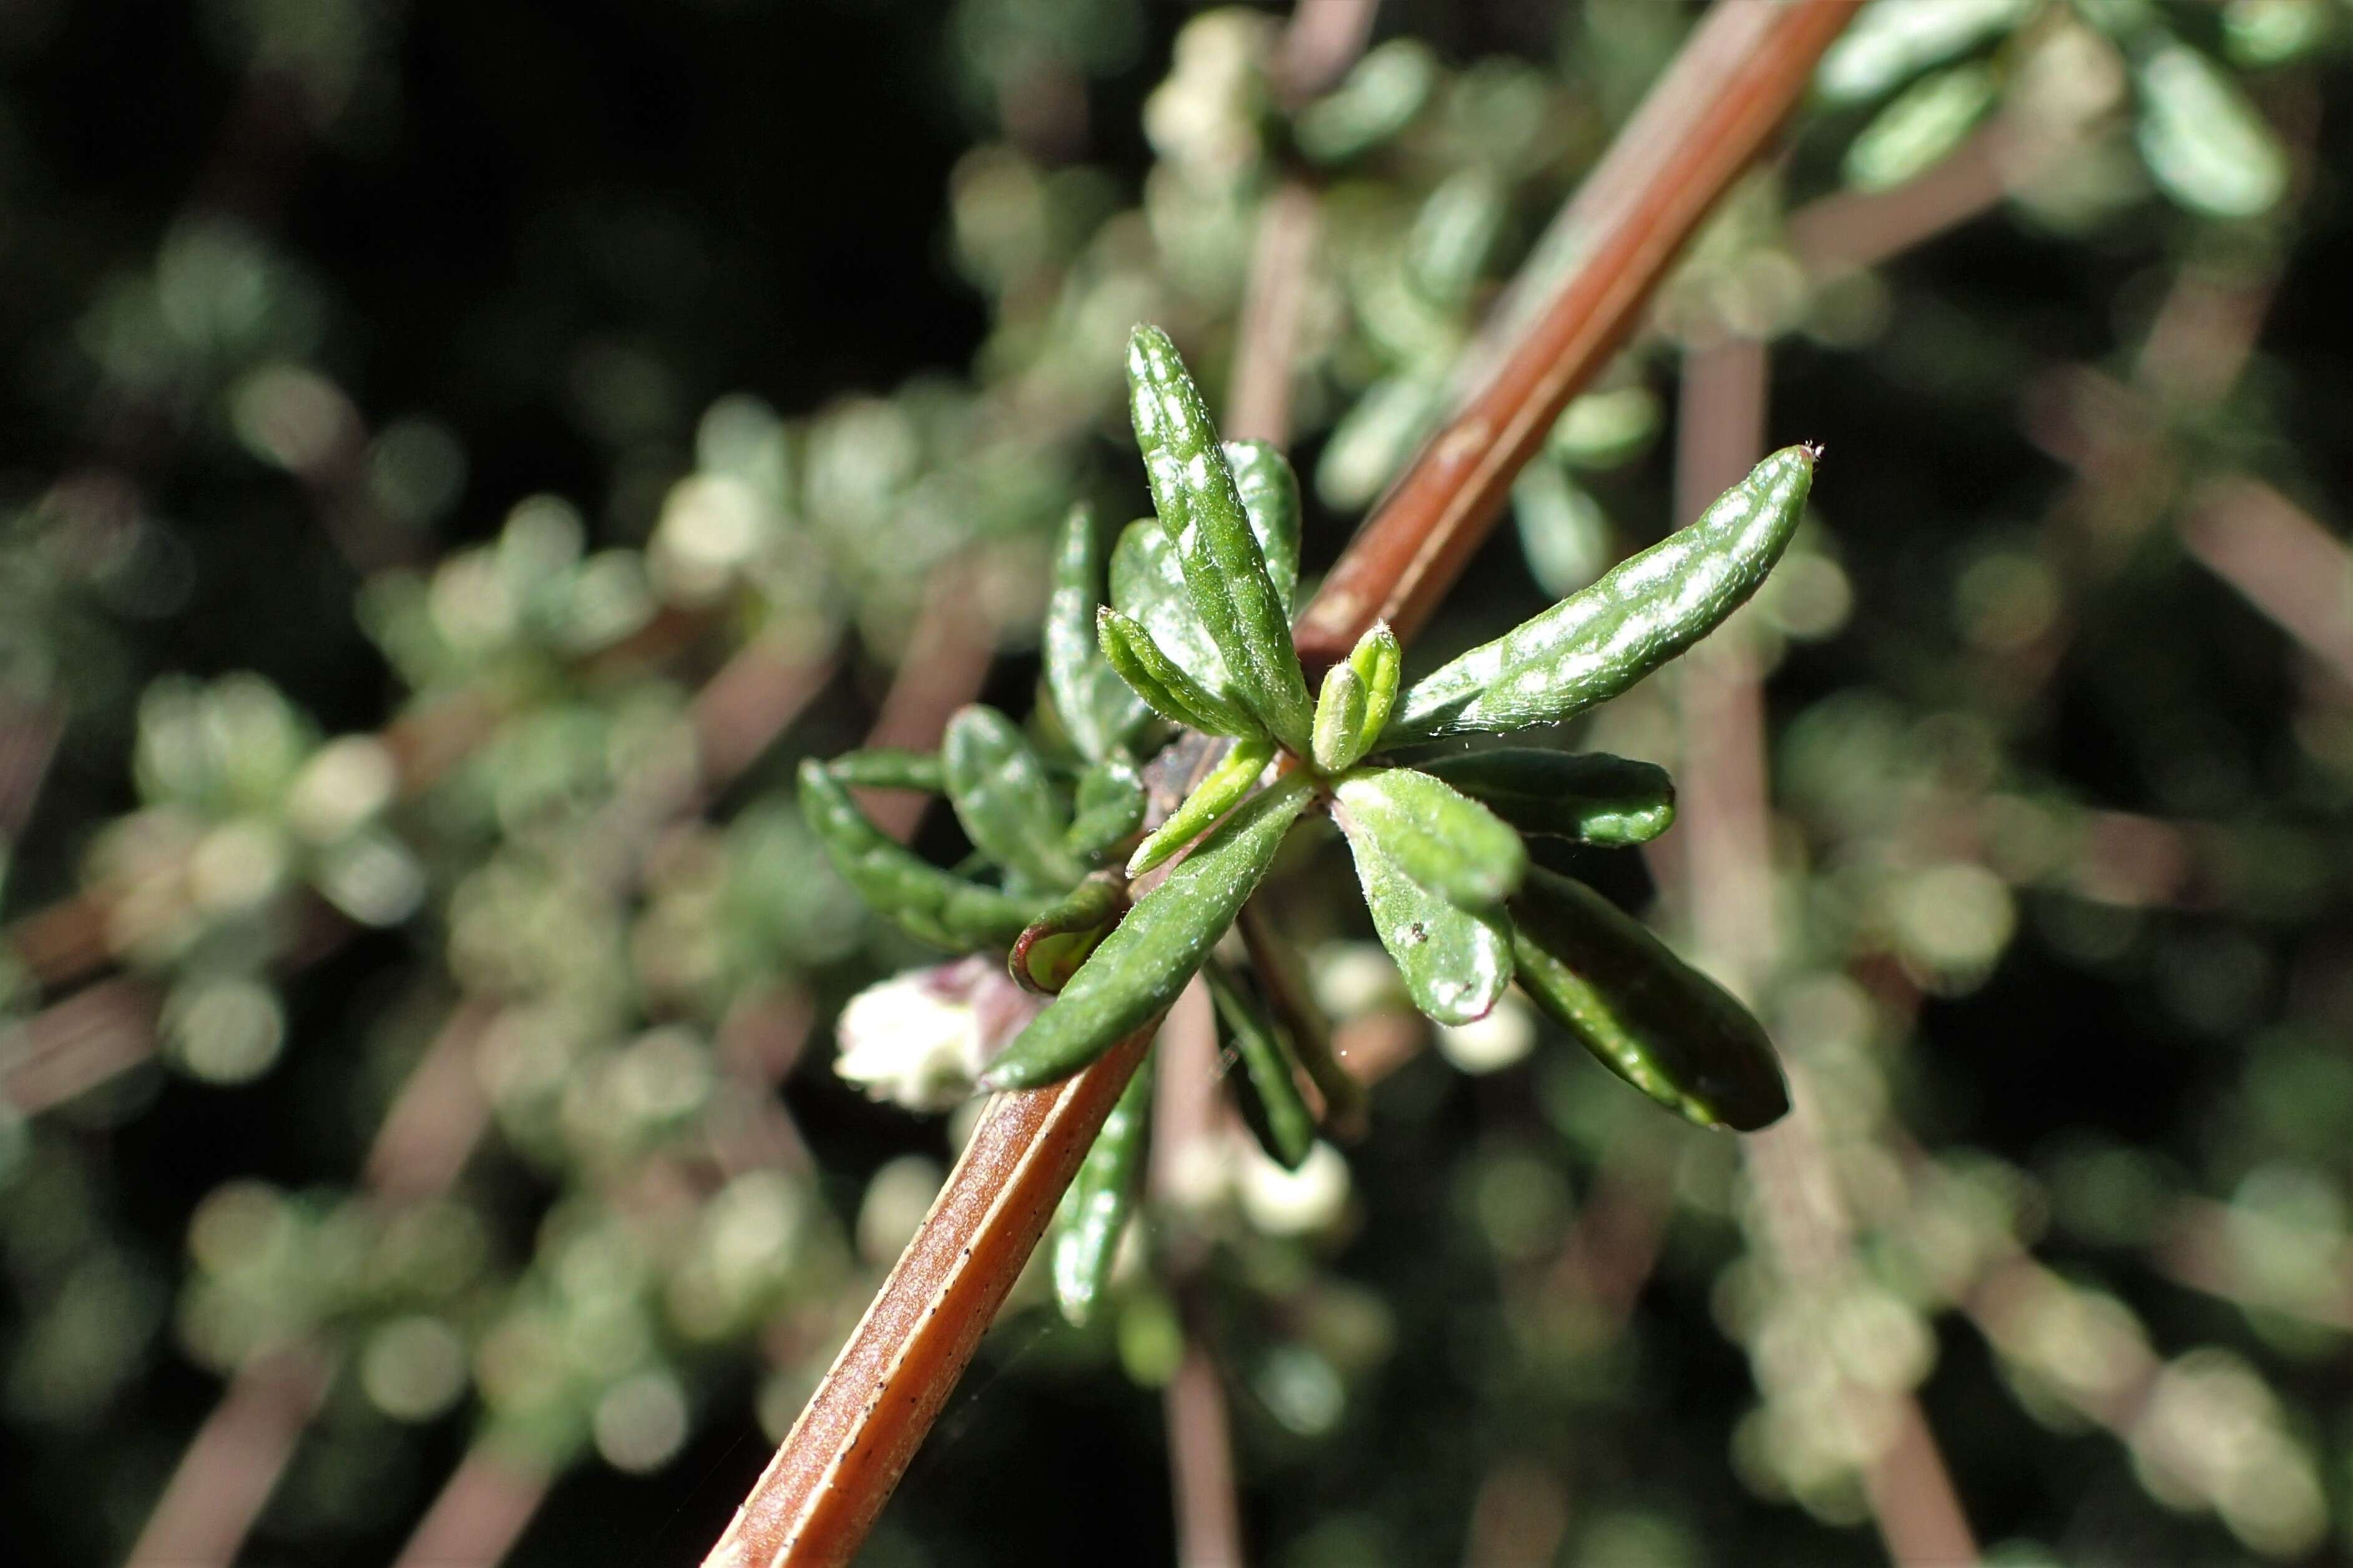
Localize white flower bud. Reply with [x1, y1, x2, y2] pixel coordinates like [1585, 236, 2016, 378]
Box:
[834, 957, 1041, 1113]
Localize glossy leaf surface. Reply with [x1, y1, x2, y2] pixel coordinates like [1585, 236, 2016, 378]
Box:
[1127, 326, 1314, 754]
[1333, 766, 1526, 910]
[1419, 749, 1676, 847]
[1508, 867, 1788, 1131]
[1337, 806, 1514, 1026]
[1045, 504, 1152, 764]
[1097, 608, 1264, 740]
[1386, 445, 1816, 741]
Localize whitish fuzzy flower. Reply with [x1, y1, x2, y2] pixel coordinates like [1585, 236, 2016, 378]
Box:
[835, 957, 1040, 1112]
[1240, 1139, 1351, 1237]
[1436, 991, 1536, 1074]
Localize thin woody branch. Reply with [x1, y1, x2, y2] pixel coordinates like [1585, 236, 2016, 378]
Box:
[703, 4, 1865, 1564]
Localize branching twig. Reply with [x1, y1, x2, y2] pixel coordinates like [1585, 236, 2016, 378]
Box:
[701, 5, 1866, 1564]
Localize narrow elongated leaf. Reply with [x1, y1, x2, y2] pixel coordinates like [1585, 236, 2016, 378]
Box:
[1346, 622, 1401, 748]
[982, 773, 1316, 1090]
[1067, 758, 1147, 860]
[1338, 810, 1514, 1026]
[1050, 1049, 1153, 1326]
[824, 748, 946, 794]
[2135, 41, 2287, 220]
[1292, 37, 1437, 163]
[1311, 666, 1369, 775]
[1508, 867, 1788, 1131]
[1127, 326, 1315, 754]
[1815, 0, 2029, 105]
[1223, 440, 1301, 613]
[1386, 445, 1816, 741]
[1204, 959, 1316, 1170]
[1098, 608, 1265, 739]
[1111, 520, 1235, 698]
[799, 761, 1052, 951]
[1419, 749, 1676, 847]
[1010, 874, 1128, 995]
[1333, 766, 1527, 910]
[943, 705, 1087, 887]
[1046, 504, 1150, 764]
[1842, 62, 1996, 192]
[1128, 735, 1276, 879]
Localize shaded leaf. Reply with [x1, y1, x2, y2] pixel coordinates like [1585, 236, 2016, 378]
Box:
[1067, 758, 1148, 861]
[1050, 1049, 1153, 1326]
[943, 704, 1087, 887]
[824, 748, 946, 794]
[1204, 958, 1316, 1170]
[1418, 749, 1675, 847]
[1508, 867, 1788, 1131]
[1011, 874, 1129, 995]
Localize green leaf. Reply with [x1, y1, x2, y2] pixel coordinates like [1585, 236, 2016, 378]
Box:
[2135, 41, 2288, 220]
[1313, 623, 1400, 776]
[799, 760, 1052, 952]
[1223, 440, 1301, 613]
[1842, 63, 1997, 193]
[1203, 959, 1316, 1170]
[982, 773, 1316, 1090]
[1050, 1049, 1153, 1327]
[1546, 386, 1660, 472]
[1815, 0, 2029, 105]
[1127, 736, 1277, 879]
[1011, 874, 1128, 995]
[1127, 326, 1315, 754]
[1386, 444, 1816, 741]
[1098, 608, 1265, 739]
[942, 705, 1088, 888]
[1046, 504, 1151, 764]
[1067, 758, 1148, 860]
[1508, 867, 1788, 1132]
[1317, 374, 1447, 512]
[1418, 749, 1676, 847]
[1332, 767, 1526, 910]
[1514, 459, 1611, 598]
[1406, 168, 1507, 309]
[1292, 38, 1438, 163]
[1346, 621, 1401, 746]
[1311, 666, 1369, 775]
[1337, 809, 1514, 1027]
[824, 748, 946, 794]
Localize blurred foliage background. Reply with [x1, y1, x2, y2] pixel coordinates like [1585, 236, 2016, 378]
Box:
[5, 0, 2353, 1564]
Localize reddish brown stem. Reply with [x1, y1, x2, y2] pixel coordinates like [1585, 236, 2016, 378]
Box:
[704, 5, 1863, 1563]
[1293, 0, 1864, 668]
[700, 1029, 1151, 1568]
